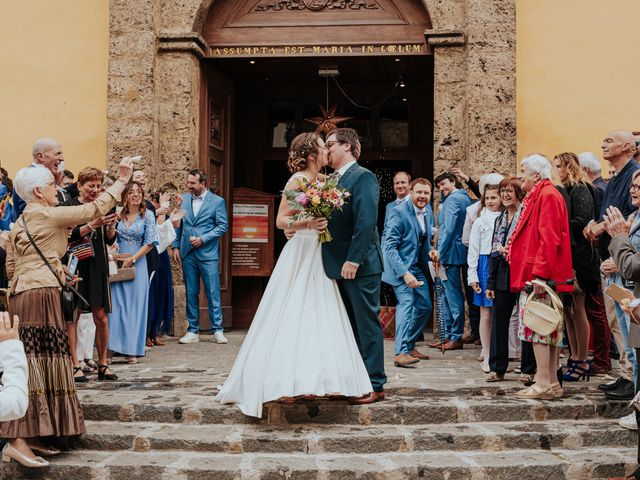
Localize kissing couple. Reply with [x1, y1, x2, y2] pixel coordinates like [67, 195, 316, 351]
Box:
[216, 128, 386, 417]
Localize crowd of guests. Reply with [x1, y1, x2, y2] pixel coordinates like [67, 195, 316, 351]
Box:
[381, 131, 640, 469]
[0, 137, 228, 468]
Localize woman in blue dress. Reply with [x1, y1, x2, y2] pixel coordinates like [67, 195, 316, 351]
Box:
[108, 182, 158, 363]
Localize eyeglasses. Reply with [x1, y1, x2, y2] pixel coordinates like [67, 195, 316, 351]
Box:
[325, 141, 343, 148]
[630, 184, 640, 192]
[499, 188, 515, 194]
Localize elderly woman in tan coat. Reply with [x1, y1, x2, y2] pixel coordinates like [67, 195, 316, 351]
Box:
[0, 158, 133, 468]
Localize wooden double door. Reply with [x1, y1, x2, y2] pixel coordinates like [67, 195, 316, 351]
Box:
[199, 55, 434, 328]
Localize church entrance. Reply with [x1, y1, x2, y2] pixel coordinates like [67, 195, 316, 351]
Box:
[198, 0, 434, 327]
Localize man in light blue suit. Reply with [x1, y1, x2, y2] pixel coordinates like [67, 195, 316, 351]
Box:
[171, 169, 228, 344]
[383, 171, 434, 241]
[429, 172, 471, 350]
[382, 178, 433, 368]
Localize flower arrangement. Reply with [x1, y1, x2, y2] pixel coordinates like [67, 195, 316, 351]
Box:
[283, 175, 350, 243]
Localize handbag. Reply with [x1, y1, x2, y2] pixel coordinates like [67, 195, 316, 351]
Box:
[108, 253, 136, 283]
[379, 290, 396, 339]
[522, 280, 563, 336]
[67, 233, 95, 260]
[21, 218, 89, 322]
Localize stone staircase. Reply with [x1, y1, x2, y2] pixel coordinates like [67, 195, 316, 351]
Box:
[1, 335, 636, 479]
[2, 384, 636, 479]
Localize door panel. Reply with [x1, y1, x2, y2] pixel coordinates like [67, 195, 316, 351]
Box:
[199, 66, 234, 330]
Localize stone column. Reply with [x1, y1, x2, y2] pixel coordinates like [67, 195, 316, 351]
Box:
[155, 33, 207, 338]
[425, 30, 467, 176]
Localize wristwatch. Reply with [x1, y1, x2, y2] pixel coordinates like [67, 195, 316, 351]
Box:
[132, 258, 137, 265]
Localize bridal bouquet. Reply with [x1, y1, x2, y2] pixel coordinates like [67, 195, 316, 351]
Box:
[283, 175, 350, 243]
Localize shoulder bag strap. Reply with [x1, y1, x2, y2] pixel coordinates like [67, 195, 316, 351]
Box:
[21, 217, 65, 288]
[22, 217, 90, 307]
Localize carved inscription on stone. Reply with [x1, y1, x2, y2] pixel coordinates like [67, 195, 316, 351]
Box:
[255, 0, 378, 12]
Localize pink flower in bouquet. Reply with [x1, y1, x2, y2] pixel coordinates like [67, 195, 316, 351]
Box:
[295, 193, 309, 205]
[306, 188, 318, 197]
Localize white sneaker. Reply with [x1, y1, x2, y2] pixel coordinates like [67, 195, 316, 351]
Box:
[179, 332, 199, 344]
[213, 331, 228, 344]
[619, 412, 638, 431]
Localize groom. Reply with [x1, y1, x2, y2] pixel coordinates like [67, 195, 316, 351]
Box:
[323, 128, 386, 404]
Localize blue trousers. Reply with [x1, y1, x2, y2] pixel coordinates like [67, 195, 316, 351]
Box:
[392, 272, 432, 355]
[442, 264, 465, 342]
[182, 254, 223, 334]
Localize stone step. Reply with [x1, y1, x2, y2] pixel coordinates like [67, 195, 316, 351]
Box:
[77, 418, 635, 454]
[78, 389, 630, 426]
[0, 447, 634, 480]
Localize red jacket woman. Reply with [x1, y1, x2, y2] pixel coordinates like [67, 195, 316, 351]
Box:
[509, 179, 573, 294]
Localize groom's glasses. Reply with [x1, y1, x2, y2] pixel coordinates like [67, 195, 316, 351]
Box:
[325, 141, 343, 149]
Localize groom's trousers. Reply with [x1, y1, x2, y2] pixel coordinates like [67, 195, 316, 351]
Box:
[337, 273, 387, 392]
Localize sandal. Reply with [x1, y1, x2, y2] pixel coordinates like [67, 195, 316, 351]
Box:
[146, 338, 153, 347]
[485, 372, 504, 382]
[562, 359, 591, 382]
[514, 384, 554, 400]
[126, 356, 138, 364]
[97, 364, 118, 381]
[83, 359, 98, 374]
[73, 366, 88, 383]
[153, 337, 166, 346]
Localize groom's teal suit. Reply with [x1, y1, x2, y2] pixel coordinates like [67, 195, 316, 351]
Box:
[322, 163, 387, 392]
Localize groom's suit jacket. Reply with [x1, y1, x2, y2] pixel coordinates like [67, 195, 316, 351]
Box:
[381, 199, 432, 287]
[172, 191, 228, 261]
[322, 163, 383, 279]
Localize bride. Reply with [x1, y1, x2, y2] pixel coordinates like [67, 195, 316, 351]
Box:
[215, 132, 372, 417]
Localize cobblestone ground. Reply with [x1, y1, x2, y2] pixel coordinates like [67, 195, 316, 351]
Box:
[3, 331, 637, 479]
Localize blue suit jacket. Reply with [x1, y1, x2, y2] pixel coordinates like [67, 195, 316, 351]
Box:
[437, 188, 471, 265]
[171, 191, 228, 261]
[383, 198, 433, 241]
[381, 199, 432, 287]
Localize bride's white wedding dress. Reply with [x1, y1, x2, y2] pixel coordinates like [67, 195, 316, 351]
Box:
[215, 175, 372, 418]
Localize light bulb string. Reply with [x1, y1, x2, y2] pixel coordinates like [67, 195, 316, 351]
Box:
[331, 76, 401, 110]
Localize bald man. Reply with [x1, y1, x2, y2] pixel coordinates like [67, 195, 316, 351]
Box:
[585, 131, 639, 405]
[12, 138, 77, 220]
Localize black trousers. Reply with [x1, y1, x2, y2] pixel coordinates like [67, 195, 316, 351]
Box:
[489, 289, 518, 375]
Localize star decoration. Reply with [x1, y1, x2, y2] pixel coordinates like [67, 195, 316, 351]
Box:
[304, 104, 353, 135]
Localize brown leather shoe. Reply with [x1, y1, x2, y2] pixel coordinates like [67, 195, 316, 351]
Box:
[461, 334, 479, 344]
[394, 353, 419, 368]
[428, 340, 444, 348]
[349, 391, 385, 405]
[442, 340, 463, 351]
[409, 349, 430, 360]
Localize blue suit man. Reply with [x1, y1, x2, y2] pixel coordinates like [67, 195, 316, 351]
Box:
[382, 179, 433, 367]
[172, 169, 228, 344]
[431, 173, 471, 349]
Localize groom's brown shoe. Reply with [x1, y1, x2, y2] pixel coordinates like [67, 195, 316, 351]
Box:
[394, 353, 419, 368]
[349, 391, 385, 405]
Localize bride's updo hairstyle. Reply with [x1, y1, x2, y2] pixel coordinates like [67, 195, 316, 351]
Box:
[287, 132, 321, 173]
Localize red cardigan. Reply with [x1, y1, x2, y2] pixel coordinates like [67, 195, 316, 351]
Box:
[509, 180, 574, 293]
